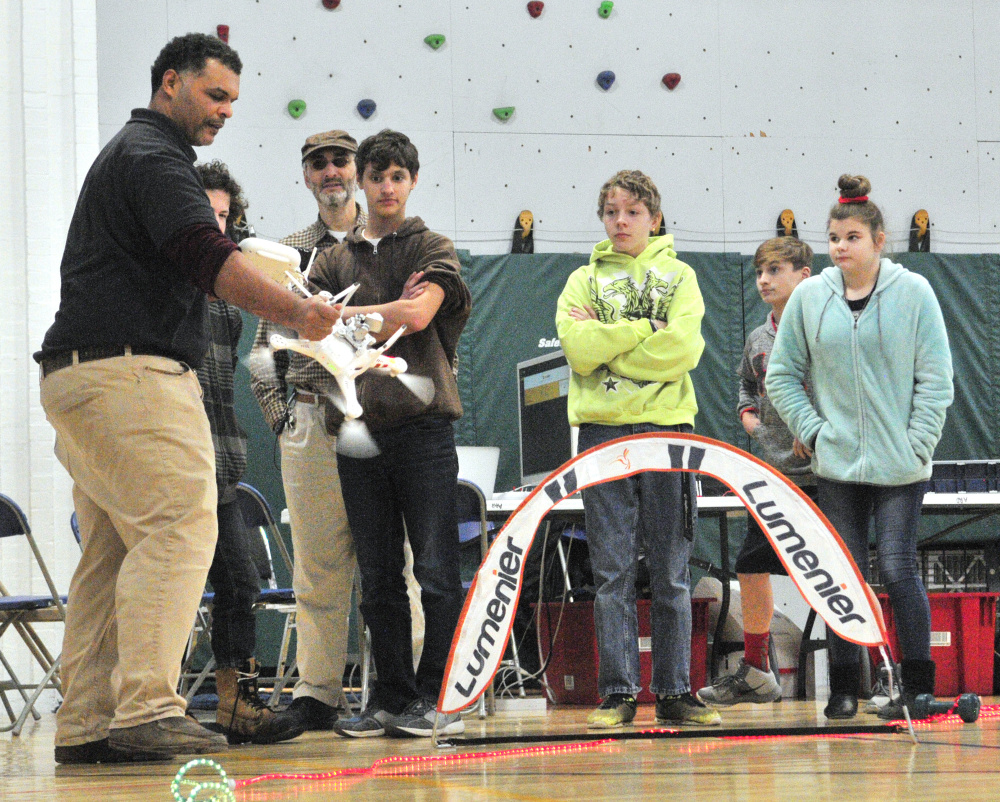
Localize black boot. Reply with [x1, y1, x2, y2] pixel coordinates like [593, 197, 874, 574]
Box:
[878, 659, 936, 720]
[824, 663, 859, 719]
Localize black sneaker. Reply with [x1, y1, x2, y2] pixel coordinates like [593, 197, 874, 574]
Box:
[333, 704, 392, 738]
[385, 697, 465, 737]
[283, 695, 339, 731]
[824, 693, 858, 719]
[655, 692, 721, 726]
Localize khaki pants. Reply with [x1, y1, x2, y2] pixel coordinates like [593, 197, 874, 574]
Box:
[42, 355, 218, 747]
[280, 398, 357, 706]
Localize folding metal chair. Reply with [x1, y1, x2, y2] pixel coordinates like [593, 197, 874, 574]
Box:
[0, 494, 66, 735]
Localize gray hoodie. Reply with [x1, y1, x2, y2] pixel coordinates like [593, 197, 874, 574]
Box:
[738, 311, 815, 485]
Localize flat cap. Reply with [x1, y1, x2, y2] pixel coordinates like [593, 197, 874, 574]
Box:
[301, 130, 358, 161]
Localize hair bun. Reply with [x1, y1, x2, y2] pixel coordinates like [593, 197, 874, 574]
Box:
[837, 174, 872, 199]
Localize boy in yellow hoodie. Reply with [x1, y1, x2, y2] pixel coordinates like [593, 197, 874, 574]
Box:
[555, 170, 719, 728]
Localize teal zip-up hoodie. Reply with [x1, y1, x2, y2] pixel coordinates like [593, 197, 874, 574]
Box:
[765, 258, 953, 486]
[555, 235, 705, 427]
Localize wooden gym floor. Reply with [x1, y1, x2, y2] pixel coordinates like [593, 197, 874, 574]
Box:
[4, 697, 1000, 801]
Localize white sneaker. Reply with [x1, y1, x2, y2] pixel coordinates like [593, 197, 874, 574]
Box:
[697, 659, 782, 706]
[864, 662, 901, 713]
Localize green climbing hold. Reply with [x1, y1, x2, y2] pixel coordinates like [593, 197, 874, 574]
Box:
[424, 34, 445, 49]
[492, 106, 515, 122]
[287, 99, 306, 119]
[598, 1, 613, 18]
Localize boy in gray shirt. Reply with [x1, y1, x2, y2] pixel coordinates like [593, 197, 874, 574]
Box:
[698, 236, 814, 706]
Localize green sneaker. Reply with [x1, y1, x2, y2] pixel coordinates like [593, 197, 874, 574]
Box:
[586, 694, 637, 728]
[655, 692, 722, 726]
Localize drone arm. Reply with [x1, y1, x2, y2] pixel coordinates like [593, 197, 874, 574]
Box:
[329, 283, 361, 306]
[336, 375, 364, 420]
[378, 325, 407, 352]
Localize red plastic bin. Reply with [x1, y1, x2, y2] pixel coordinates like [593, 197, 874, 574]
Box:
[537, 598, 709, 705]
[874, 592, 998, 696]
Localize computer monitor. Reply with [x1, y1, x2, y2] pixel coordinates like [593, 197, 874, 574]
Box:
[516, 350, 576, 487]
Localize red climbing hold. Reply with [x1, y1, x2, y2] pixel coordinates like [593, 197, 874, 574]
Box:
[323, 0, 341, 9]
[662, 73, 681, 90]
[216, 24, 229, 43]
[527, 1, 544, 18]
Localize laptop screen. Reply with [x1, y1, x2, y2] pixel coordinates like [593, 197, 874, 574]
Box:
[516, 350, 574, 487]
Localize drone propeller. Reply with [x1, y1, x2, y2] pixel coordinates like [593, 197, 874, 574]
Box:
[336, 417, 381, 458]
[244, 344, 279, 384]
[321, 387, 382, 458]
[396, 372, 435, 405]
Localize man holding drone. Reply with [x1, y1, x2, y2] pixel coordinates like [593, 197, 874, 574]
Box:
[39, 33, 340, 764]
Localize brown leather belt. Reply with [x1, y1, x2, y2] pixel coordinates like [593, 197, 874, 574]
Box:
[39, 345, 174, 379]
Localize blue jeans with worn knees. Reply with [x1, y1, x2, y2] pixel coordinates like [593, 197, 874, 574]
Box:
[818, 479, 931, 667]
[578, 422, 696, 698]
[337, 416, 464, 714]
[207, 498, 260, 669]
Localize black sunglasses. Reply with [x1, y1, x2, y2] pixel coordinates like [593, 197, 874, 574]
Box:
[307, 154, 352, 171]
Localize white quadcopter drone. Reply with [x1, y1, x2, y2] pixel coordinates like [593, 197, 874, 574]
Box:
[239, 237, 434, 454]
[269, 282, 412, 421]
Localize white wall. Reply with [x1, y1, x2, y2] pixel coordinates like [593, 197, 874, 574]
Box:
[1, 0, 98, 689]
[94, 0, 1000, 255]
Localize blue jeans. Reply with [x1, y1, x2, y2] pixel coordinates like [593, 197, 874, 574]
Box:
[207, 497, 260, 669]
[337, 416, 464, 714]
[818, 478, 931, 667]
[578, 422, 696, 698]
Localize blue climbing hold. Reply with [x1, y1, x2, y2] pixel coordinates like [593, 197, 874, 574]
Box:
[596, 71, 615, 91]
[357, 98, 376, 119]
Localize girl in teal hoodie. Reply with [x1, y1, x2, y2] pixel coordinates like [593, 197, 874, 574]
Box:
[766, 175, 954, 720]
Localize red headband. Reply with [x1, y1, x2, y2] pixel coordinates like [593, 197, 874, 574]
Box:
[838, 196, 869, 204]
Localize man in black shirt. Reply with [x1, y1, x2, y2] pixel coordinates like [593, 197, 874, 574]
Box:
[38, 33, 339, 765]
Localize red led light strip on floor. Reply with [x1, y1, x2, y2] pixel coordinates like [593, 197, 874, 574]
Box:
[233, 739, 616, 789]
[232, 705, 1000, 791]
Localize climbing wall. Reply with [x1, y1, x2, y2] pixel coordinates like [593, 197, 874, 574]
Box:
[95, 1, 1000, 253]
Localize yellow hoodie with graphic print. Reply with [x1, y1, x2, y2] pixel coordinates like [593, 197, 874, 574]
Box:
[555, 234, 705, 428]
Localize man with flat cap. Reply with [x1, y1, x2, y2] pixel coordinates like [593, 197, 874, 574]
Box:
[249, 130, 365, 731]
